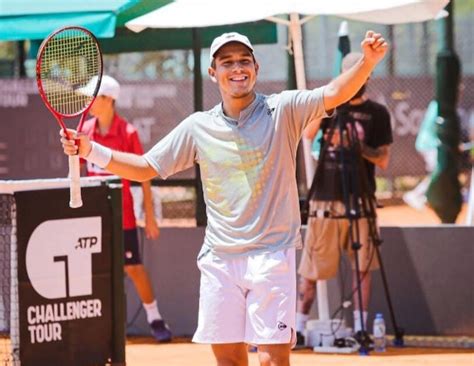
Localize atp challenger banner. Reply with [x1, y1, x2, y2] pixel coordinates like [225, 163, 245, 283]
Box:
[15, 186, 113, 366]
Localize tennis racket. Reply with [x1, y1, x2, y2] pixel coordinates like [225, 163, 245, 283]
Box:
[36, 26, 103, 208]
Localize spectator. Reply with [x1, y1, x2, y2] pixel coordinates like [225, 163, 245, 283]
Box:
[296, 52, 393, 346]
[81, 75, 172, 342]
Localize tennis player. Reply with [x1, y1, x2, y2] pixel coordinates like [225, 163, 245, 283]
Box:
[61, 31, 387, 365]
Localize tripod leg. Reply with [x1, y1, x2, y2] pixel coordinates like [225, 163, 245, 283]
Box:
[352, 219, 373, 318]
[363, 194, 405, 347]
[348, 218, 371, 355]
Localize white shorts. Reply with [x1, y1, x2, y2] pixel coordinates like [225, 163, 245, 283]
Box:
[192, 248, 296, 346]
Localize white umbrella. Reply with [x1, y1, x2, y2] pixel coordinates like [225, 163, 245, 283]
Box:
[127, 0, 449, 186]
[126, 0, 449, 92]
[127, 0, 449, 31]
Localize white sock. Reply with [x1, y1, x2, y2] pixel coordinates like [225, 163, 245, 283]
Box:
[296, 313, 309, 333]
[143, 300, 162, 323]
[353, 310, 368, 333]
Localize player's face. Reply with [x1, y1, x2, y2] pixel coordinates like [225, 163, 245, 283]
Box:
[209, 42, 259, 100]
[89, 95, 114, 117]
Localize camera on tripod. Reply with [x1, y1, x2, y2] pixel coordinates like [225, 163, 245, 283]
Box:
[301, 102, 404, 354]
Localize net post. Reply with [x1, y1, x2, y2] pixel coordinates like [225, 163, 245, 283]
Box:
[108, 184, 126, 365]
[9, 196, 20, 366]
[0, 194, 20, 365]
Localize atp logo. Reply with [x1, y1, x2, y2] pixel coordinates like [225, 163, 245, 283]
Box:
[25, 217, 102, 299]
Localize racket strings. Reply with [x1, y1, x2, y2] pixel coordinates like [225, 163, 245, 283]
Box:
[40, 28, 101, 116]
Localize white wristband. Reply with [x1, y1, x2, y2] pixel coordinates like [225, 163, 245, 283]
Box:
[86, 142, 112, 168]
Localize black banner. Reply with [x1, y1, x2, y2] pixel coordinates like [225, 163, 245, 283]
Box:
[15, 186, 113, 366]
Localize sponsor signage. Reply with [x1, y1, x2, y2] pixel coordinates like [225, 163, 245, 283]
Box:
[15, 187, 113, 366]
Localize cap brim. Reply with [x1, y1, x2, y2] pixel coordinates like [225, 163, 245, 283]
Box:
[210, 42, 254, 63]
[76, 76, 100, 97]
[76, 85, 95, 97]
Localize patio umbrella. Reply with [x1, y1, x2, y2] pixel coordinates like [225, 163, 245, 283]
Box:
[0, 0, 276, 51]
[126, 0, 450, 186]
[0, 0, 146, 40]
[126, 0, 449, 90]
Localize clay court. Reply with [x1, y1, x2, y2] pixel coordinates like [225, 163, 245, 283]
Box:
[125, 337, 474, 366]
[376, 202, 470, 226]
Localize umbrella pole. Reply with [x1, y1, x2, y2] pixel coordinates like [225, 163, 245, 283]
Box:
[289, 13, 307, 90]
[289, 13, 316, 189]
[290, 12, 334, 347]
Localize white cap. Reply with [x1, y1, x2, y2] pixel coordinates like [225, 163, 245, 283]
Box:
[78, 75, 120, 100]
[96, 75, 120, 100]
[209, 32, 254, 63]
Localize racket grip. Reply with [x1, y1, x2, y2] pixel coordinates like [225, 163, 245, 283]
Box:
[69, 154, 83, 208]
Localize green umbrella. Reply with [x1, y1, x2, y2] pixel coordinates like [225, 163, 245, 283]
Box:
[0, 0, 141, 40]
[0, 0, 277, 52]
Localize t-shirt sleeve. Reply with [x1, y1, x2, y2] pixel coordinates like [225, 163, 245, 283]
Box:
[127, 128, 144, 155]
[144, 116, 196, 179]
[279, 87, 333, 136]
[373, 105, 393, 148]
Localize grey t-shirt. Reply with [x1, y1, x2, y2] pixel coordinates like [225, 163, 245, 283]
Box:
[145, 88, 330, 255]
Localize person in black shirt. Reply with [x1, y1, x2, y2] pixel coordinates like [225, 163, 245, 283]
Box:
[296, 52, 393, 345]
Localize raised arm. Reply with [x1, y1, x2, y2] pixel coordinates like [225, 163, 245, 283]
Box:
[323, 31, 388, 111]
[60, 130, 158, 182]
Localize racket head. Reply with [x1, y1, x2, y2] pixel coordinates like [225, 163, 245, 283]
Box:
[36, 26, 103, 120]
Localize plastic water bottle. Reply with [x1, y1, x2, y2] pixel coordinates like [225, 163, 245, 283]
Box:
[373, 313, 386, 352]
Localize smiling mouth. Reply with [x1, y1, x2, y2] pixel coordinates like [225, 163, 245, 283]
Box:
[230, 76, 248, 81]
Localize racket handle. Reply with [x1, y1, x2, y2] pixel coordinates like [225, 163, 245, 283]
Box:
[69, 154, 83, 208]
